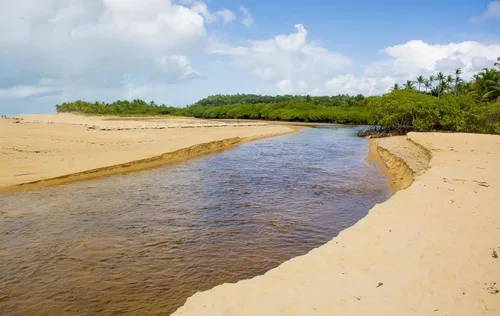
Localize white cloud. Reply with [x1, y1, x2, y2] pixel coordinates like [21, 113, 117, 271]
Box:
[275, 79, 309, 94]
[216, 9, 236, 25]
[124, 83, 152, 100]
[472, 1, 500, 21]
[0, 83, 60, 99]
[0, 0, 211, 102]
[190, 2, 235, 25]
[191, 1, 216, 23]
[154, 55, 203, 81]
[356, 40, 500, 94]
[212, 24, 352, 94]
[324, 75, 396, 96]
[2, 0, 500, 111]
[276, 79, 294, 94]
[239, 6, 254, 28]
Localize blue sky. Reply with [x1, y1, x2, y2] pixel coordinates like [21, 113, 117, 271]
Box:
[0, 0, 499, 114]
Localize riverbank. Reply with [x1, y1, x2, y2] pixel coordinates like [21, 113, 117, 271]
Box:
[0, 114, 295, 193]
[366, 136, 430, 193]
[174, 132, 500, 316]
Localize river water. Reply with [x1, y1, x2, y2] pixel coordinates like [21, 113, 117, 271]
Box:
[0, 126, 390, 315]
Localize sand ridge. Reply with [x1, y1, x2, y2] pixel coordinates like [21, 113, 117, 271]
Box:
[0, 114, 295, 192]
[173, 132, 500, 316]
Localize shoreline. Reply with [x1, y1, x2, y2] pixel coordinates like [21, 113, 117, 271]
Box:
[366, 136, 431, 194]
[173, 132, 500, 316]
[0, 133, 290, 194]
[0, 114, 298, 194]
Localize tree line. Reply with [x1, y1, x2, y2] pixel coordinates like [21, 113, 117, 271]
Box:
[56, 99, 178, 116]
[391, 60, 500, 102]
[194, 94, 365, 107]
[56, 57, 500, 134]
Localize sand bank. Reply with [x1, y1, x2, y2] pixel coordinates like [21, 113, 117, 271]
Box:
[174, 132, 500, 316]
[0, 114, 294, 193]
[367, 136, 431, 193]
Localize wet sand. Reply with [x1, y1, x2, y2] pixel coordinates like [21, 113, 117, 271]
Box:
[0, 114, 294, 192]
[174, 132, 500, 316]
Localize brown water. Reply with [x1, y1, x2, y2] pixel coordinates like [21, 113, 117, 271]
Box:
[0, 126, 390, 315]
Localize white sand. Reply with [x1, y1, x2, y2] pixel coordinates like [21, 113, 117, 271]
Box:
[173, 132, 500, 316]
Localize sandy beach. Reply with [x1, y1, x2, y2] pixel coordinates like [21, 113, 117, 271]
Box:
[0, 114, 294, 192]
[174, 132, 500, 315]
[2, 116, 499, 315]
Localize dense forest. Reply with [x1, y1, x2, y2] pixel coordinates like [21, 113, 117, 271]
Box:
[56, 57, 500, 134]
[193, 94, 365, 107]
[183, 95, 371, 124]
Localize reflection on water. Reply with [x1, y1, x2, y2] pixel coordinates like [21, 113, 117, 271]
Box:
[0, 126, 390, 315]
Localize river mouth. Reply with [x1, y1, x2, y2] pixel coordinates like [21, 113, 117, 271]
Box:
[0, 126, 390, 315]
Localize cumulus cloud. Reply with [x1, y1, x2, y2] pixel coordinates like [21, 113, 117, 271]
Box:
[190, 3, 236, 25]
[2, 1, 500, 110]
[154, 55, 203, 82]
[216, 9, 236, 25]
[324, 75, 396, 96]
[351, 40, 500, 94]
[212, 24, 351, 94]
[471, 1, 500, 21]
[240, 6, 254, 28]
[276, 79, 309, 94]
[0, 0, 220, 103]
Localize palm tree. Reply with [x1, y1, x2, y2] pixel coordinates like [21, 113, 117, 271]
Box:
[424, 79, 431, 93]
[428, 75, 435, 93]
[446, 75, 454, 93]
[438, 81, 449, 96]
[494, 57, 500, 70]
[479, 68, 500, 101]
[436, 72, 445, 97]
[416, 75, 425, 92]
[404, 80, 415, 90]
[483, 82, 500, 101]
[473, 68, 499, 101]
[454, 68, 462, 95]
[436, 72, 445, 83]
[390, 83, 401, 92]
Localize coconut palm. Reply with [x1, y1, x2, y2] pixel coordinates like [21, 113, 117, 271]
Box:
[390, 83, 401, 91]
[404, 80, 415, 90]
[416, 75, 425, 92]
[473, 68, 499, 100]
[483, 83, 500, 101]
[436, 72, 445, 97]
[437, 80, 449, 96]
[446, 75, 454, 93]
[424, 79, 431, 93]
[454, 68, 462, 95]
[436, 72, 445, 83]
[429, 75, 435, 90]
[494, 57, 500, 70]
[478, 68, 500, 101]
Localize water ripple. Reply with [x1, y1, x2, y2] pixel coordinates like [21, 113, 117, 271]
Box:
[0, 126, 390, 315]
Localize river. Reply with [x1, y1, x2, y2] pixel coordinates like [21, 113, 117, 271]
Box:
[0, 126, 390, 315]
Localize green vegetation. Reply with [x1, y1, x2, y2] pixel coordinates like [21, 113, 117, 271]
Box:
[373, 57, 500, 134]
[56, 57, 500, 134]
[193, 94, 365, 107]
[183, 94, 370, 124]
[368, 90, 500, 134]
[56, 99, 178, 116]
